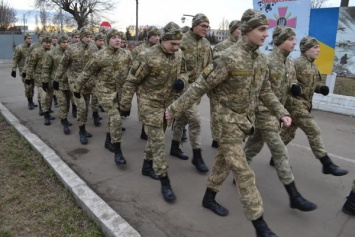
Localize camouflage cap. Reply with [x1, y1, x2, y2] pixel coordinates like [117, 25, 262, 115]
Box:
[229, 20, 241, 34]
[272, 26, 295, 46]
[147, 26, 160, 39]
[71, 29, 80, 37]
[41, 33, 52, 43]
[23, 32, 32, 40]
[240, 9, 268, 34]
[105, 28, 120, 44]
[162, 22, 183, 41]
[192, 13, 209, 27]
[181, 26, 190, 33]
[99, 27, 108, 35]
[79, 27, 92, 39]
[51, 33, 58, 39]
[58, 34, 69, 44]
[119, 31, 126, 40]
[37, 30, 45, 38]
[94, 32, 105, 41]
[300, 36, 319, 53]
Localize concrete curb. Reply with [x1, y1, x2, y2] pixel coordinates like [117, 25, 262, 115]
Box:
[0, 102, 141, 237]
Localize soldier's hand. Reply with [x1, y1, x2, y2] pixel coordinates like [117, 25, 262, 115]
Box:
[120, 110, 130, 117]
[165, 110, 174, 120]
[73, 92, 81, 99]
[291, 84, 301, 97]
[320, 86, 329, 96]
[11, 71, 16, 78]
[42, 82, 49, 92]
[53, 81, 59, 91]
[25, 79, 31, 85]
[22, 72, 26, 78]
[173, 79, 184, 91]
[280, 116, 292, 127]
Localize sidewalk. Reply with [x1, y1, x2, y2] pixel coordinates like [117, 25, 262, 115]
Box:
[1, 64, 355, 237]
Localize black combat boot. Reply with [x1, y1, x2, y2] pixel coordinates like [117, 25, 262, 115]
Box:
[170, 140, 188, 160]
[27, 97, 34, 110]
[342, 190, 355, 216]
[252, 216, 278, 237]
[284, 181, 317, 211]
[142, 159, 159, 180]
[140, 125, 148, 140]
[48, 108, 55, 120]
[113, 142, 126, 165]
[79, 125, 88, 145]
[159, 175, 176, 202]
[211, 140, 218, 148]
[269, 158, 274, 167]
[38, 103, 44, 116]
[181, 128, 188, 142]
[61, 119, 70, 134]
[92, 111, 101, 127]
[192, 149, 209, 172]
[104, 133, 114, 152]
[53, 95, 58, 107]
[72, 104, 77, 118]
[44, 111, 51, 125]
[29, 97, 37, 108]
[320, 155, 348, 176]
[202, 188, 229, 216]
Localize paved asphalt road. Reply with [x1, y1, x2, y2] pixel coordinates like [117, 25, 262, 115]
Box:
[1, 63, 355, 237]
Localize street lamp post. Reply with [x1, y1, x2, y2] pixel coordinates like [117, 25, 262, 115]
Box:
[135, 0, 139, 41]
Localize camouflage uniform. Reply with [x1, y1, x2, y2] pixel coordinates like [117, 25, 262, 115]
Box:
[244, 27, 298, 185]
[55, 28, 98, 128]
[75, 32, 132, 144]
[131, 26, 160, 60]
[212, 20, 241, 59]
[42, 35, 70, 120]
[172, 14, 212, 150]
[12, 34, 32, 98]
[120, 23, 187, 177]
[167, 32, 290, 221]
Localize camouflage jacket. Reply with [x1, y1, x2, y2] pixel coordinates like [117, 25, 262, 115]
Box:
[255, 46, 297, 130]
[55, 41, 98, 94]
[12, 42, 31, 73]
[131, 41, 155, 60]
[22, 42, 42, 76]
[75, 45, 132, 102]
[120, 43, 188, 127]
[212, 35, 239, 59]
[25, 44, 51, 86]
[285, 54, 324, 118]
[42, 46, 68, 90]
[167, 38, 289, 143]
[181, 30, 212, 83]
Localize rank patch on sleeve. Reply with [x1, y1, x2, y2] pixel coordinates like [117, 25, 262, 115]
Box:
[202, 61, 217, 80]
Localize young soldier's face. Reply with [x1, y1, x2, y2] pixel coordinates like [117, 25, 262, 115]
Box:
[81, 35, 92, 44]
[109, 35, 121, 48]
[232, 27, 241, 38]
[72, 35, 80, 43]
[149, 34, 160, 45]
[43, 41, 52, 49]
[161, 40, 181, 54]
[60, 40, 69, 50]
[96, 39, 105, 48]
[193, 22, 210, 37]
[305, 45, 320, 59]
[38, 35, 44, 42]
[278, 36, 296, 52]
[244, 25, 269, 47]
[52, 38, 58, 45]
[25, 37, 33, 44]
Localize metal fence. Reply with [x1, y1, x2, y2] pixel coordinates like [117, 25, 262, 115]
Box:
[0, 32, 39, 60]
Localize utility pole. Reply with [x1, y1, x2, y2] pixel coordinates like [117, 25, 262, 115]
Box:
[60, 7, 63, 33]
[340, 0, 349, 7]
[23, 14, 27, 33]
[135, 0, 139, 41]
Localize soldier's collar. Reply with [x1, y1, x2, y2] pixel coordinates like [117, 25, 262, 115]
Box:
[240, 37, 259, 53]
[301, 53, 315, 63]
[189, 30, 203, 40]
[274, 46, 290, 60]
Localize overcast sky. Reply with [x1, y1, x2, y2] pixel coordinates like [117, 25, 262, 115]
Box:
[8, 0, 355, 31]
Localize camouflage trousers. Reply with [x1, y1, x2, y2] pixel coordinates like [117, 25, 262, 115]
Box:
[91, 88, 99, 113]
[280, 116, 327, 159]
[40, 85, 54, 112]
[36, 86, 42, 105]
[172, 102, 201, 149]
[98, 91, 122, 143]
[145, 121, 168, 176]
[73, 93, 90, 126]
[56, 89, 72, 120]
[21, 75, 34, 98]
[244, 129, 294, 185]
[207, 142, 263, 221]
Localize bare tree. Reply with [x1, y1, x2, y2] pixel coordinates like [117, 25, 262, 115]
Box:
[39, 6, 51, 31]
[34, 0, 116, 29]
[218, 18, 229, 31]
[0, 0, 17, 31]
[311, 0, 329, 8]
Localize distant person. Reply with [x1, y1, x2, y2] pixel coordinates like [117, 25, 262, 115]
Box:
[340, 53, 349, 65]
[69, 29, 81, 119]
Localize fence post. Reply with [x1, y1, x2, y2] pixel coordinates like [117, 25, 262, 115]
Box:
[326, 72, 336, 94]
